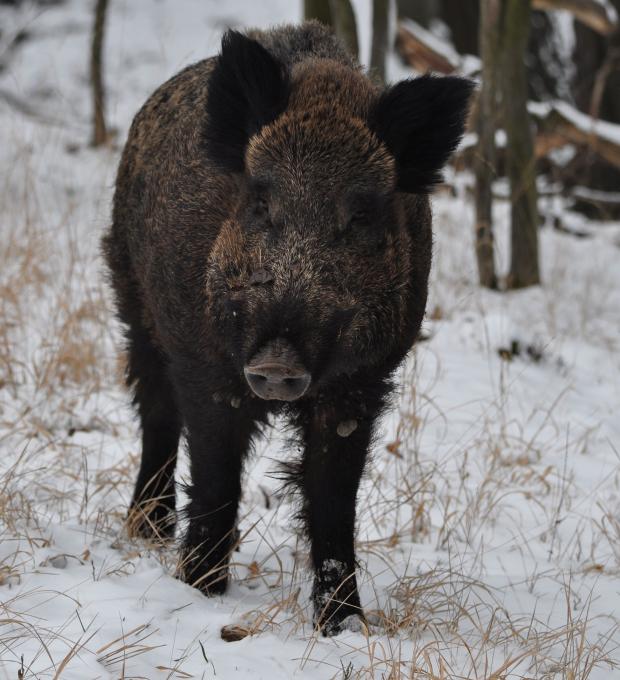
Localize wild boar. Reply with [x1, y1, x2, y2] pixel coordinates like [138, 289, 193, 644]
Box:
[103, 21, 472, 635]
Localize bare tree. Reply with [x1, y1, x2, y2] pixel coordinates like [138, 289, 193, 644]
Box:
[329, 0, 359, 59]
[473, 0, 500, 289]
[502, 0, 540, 288]
[90, 0, 109, 147]
[570, 0, 620, 217]
[305, 0, 359, 60]
[370, 0, 390, 84]
[304, 0, 333, 25]
[532, 0, 618, 35]
[395, 0, 439, 26]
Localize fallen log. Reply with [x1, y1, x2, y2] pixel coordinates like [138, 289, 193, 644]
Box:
[459, 102, 620, 172]
[396, 0, 618, 78]
[530, 101, 620, 169]
[531, 0, 618, 36]
[396, 18, 620, 170]
[395, 18, 480, 75]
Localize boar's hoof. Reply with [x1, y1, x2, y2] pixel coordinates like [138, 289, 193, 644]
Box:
[126, 502, 176, 541]
[330, 614, 369, 637]
[312, 560, 364, 636]
[179, 557, 230, 596]
[316, 610, 369, 637]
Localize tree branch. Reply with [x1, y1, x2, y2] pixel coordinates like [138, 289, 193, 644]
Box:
[532, 0, 618, 36]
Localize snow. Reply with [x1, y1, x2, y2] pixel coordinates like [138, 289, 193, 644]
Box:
[598, 0, 619, 25]
[530, 99, 620, 146]
[573, 185, 620, 203]
[1, 1, 620, 679]
[554, 99, 620, 144]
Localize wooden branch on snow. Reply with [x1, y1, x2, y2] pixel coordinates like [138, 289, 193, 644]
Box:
[397, 4, 617, 79]
[532, 0, 618, 36]
[396, 16, 620, 170]
[460, 102, 620, 170]
[395, 19, 480, 75]
[397, 4, 617, 77]
[531, 101, 620, 168]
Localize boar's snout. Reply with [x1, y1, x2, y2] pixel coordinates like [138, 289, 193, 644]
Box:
[244, 338, 311, 401]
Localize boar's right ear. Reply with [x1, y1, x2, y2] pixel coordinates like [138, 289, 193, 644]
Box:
[369, 75, 475, 193]
[204, 30, 291, 174]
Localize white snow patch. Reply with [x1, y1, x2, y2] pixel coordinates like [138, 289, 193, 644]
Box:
[1, 1, 620, 678]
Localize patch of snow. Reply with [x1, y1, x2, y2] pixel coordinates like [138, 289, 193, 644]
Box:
[1, 1, 620, 679]
[556, 99, 620, 143]
[337, 614, 367, 634]
[598, 0, 619, 24]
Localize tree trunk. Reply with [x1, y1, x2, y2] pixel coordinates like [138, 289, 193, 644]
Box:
[441, 0, 479, 56]
[395, 0, 439, 26]
[304, 0, 333, 25]
[370, 0, 390, 83]
[532, 0, 618, 35]
[90, 0, 109, 147]
[473, 0, 500, 289]
[569, 0, 620, 217]
[503, 0, 540, 288]
[408, 1, 565, 102]
[329, 0, 359, 59]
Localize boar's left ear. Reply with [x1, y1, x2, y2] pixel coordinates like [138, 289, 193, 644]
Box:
[369, 75, 475, 193]
[204, 30, 291, 174]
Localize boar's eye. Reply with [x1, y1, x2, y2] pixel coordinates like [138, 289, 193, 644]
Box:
[338, 193, 382, 236]
[336, 194, 389, 248]
[255, 195, 269, 217]
[336, 210, 368, 237]
[248, 188, 272, 231]
[348, 210, 369, 227]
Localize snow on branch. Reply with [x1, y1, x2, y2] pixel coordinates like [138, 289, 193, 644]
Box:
[396, 16, 620, 169]
[532, 0, 618, 35]
[531, 100, 620, 167]
[396, 19, 480, 76]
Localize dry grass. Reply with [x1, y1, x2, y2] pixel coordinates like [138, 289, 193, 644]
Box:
[1, 134, 619, 680]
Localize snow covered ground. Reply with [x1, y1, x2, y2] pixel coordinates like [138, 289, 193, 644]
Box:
[1, 1, 620, 678]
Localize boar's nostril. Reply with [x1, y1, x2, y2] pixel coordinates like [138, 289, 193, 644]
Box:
[244, 339, 310, 401]
[244, 363, 311, 401]
[244, 339, 311, 401]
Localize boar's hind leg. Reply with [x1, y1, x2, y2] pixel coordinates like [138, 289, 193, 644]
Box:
[175, 374, 259, 596]
[126, 325, 182, 540]
[298, 402, 375, 637]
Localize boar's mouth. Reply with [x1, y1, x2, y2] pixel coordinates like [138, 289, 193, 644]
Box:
[244, 338, 311, 401]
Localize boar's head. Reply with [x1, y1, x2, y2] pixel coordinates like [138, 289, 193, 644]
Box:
[203, 31, 473, 401]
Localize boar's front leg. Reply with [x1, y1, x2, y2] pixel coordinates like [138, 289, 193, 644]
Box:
[299, 398, 376, 636]
[173, 365, 259, 596]
[126, 326, 182, 540]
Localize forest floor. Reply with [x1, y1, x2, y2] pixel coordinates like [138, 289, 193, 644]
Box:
[1, 1, 620, 678]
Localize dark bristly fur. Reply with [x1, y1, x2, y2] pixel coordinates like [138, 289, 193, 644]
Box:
[204, 31, 291, 174]
[369, 75, 476, 193]
[102, 21, 473, 636]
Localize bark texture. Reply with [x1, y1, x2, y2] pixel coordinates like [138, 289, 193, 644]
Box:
[329, 0, 359, 59]
[90, 0, 109, 147]
[395, 0, 439, 25]
[473, 0, 500, 289]
[370, 0, 390, 84]
[503, 0, 540, 288]
[304, 0, 333, 25]
[569, 0, 620, 217]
